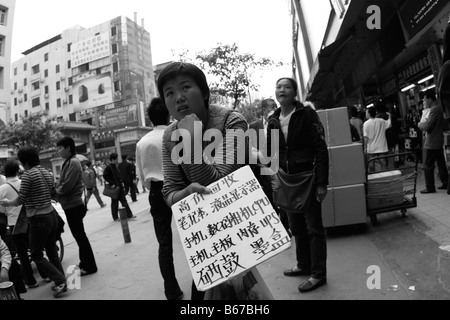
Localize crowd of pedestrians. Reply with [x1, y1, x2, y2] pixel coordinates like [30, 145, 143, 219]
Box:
[2, 46, 450, 301]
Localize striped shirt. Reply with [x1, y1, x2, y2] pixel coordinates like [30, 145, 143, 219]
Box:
[17, 166, 54, 217]
[162, 106, 248, 205]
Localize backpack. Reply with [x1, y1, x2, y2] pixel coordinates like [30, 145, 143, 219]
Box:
[82, 169, 95, 189]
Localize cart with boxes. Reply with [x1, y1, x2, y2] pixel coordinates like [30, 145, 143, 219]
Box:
[365, 152, 418, 225]
[317, 107, 418, 227]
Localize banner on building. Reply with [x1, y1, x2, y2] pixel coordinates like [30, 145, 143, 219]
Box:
[399, 0, 448, 40]
[172, 166, 291, 292]
[71, 32, 111, 68]
[104, 104, 138, 130]
[73, 71, 114, 112]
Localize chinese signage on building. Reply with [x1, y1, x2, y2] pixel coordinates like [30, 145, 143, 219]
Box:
[71, 32, 111, 68]
[399, 0, 448, 39]
[104, 104, 138, 130]
[172, 166, 291, 292]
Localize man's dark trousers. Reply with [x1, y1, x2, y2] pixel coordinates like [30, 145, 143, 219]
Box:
[65, 204, 97, 273]
[149, 181, 182, 300]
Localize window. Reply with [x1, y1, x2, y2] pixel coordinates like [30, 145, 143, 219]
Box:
[14, 67, 17, 76]
[0, 8, 7, 25]
[69, 113, 76, 122]
[14, 98, 17, 106]
[67, 60, 71, 69]
[57, 98, 61, 108]
[111, 26, 117, 37]
[32, 64, 40, 74]
[68, 77, 73, 86]
[0, 36, 4, 56]
[15, 114, 18, 122]
[32, 81, 40, 90]
[67, 43, 72, 52]
[32, 97, 40, 108]
[56, 65, 60, 73]
[44, 53, 48, 61]
[114, 81, 120, 92]
[24, 110, 28, 117]
[24, 94, 27, 102]
[113, 62, 119, 73]
[45, 103, 50, 111]
[69, 95, 73, 104]
[24, 63, 27, 71]
[56, 81, 60, 90]
[23, 78, 27, 86]
[14, 82, 17, 90]
[79, 63, 89, 73]
[45, 85, 49, 94]
[112, 43, 118, 54]
[45, 69, 49, 78]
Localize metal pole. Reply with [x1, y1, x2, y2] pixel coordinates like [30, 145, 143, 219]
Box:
[119, 207, 132, 243]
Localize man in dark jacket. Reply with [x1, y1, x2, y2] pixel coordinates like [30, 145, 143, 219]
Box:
[118, 155, 137, 202]
[104, 153, 136, 221]
[418, 89, 448, 194]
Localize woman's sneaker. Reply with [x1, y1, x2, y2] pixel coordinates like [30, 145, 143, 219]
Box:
[53, 282, 67, 298]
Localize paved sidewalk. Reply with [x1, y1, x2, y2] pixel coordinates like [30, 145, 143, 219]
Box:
[20, 172, 450, 300]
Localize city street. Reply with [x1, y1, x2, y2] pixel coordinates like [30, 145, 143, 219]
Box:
[19, 175, 450, 301]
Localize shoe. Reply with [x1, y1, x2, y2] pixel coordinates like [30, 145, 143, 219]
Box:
[53, 282, 67, 298]
[113, 218, 119, 222]
[168, 290, 184, 300]
[101, 204, 107, 208]
[420, 189, 436, 194]
[438, 184, 448, 190]
[298, 278, 327, 293]
[128, 215, 137, 220]
[26, 283, 39, 289]
[80, 268, 97, 277]
[43, 278, 52, 283]
[283, 267, 311, 277]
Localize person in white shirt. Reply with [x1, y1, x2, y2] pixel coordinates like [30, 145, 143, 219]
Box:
[363, 106, 392, 172]
[135, 97, 183, 301]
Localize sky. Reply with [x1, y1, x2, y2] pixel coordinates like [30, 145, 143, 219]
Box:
[11, 0, 294, 99]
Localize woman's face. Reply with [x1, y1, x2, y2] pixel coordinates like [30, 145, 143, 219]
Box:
[162, 74, 208, 122]
[275, 79, 296, 105]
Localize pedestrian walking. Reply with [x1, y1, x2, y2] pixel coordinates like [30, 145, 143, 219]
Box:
[103, 153, 136, 221]
[418, 89, 449, 194]
[0, 159, 38, 289]
[135, 97, 184, 300]
[55, 137, 98, 276]
[0, 147, 67, 298]
[267, 77, 329, 293]
[128, 157, 140, 195]
[363, 106, 391, 173]
[118, 155, 137, 202]
[94, 162, 104, 186]
[158, 62, 249, 300]
[82, 161, 107, 209]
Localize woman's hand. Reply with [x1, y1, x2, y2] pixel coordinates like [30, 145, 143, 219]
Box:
[188, 182, 212, 196]
[0, 268, 9, 282]
[0, 199, 11, 207]
[316, 185, 328, 203]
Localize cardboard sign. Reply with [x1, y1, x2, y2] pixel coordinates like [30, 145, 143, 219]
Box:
[172, 166, 291, 292]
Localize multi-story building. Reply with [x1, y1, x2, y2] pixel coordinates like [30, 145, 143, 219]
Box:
[291, 0, 450, 121]
[10, 14, 156, 169]
[0, 0, 15, 163]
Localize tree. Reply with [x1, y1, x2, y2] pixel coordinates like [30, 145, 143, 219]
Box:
[195, 43, 281, 109]
[0, 112, 63, 152]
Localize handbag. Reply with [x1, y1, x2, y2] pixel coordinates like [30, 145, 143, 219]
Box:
[272, 168, 315, 212]
[5, 182, 28, 235]
[103, 184, 120, 199]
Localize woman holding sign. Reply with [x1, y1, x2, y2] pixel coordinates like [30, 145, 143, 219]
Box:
[267, 77, 330, 293]
[158, 62, 250, 300]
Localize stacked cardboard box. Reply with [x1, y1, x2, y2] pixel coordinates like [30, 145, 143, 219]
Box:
[317, 107, 367, 227]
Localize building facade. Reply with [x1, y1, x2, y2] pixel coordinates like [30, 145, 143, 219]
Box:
[291, 0, 450, 122]
[0, 0, 15, 164]
[10, 14, 156, 164]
